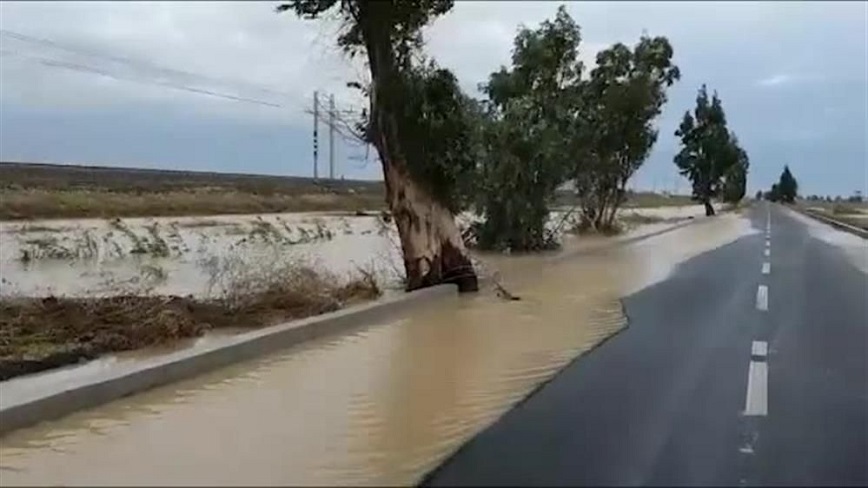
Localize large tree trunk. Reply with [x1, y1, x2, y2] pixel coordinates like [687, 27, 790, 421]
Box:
[703, 198, 715, 216]
[380, 154, 478, 292]
[359, 3, 478, 293]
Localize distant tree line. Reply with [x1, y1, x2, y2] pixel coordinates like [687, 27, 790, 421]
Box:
[281, 1, 752, 292]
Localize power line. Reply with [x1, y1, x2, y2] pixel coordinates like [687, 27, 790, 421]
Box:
[1, 29, 366, 126]
[1, 29, 374, 177]
[1, 48, 286, 108]
[0, 29, 296, 102]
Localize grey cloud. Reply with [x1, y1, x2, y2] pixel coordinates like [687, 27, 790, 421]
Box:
[0, 1, 865, 194]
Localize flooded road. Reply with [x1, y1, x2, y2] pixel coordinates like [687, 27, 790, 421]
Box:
[0, 213, 753, 486]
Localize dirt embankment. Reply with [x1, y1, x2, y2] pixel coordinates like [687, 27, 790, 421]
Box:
[0, 269, 381, 381]
[0, 162, 387, 220]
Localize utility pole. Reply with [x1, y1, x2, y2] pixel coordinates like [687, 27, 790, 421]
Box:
[313, 90, 319, 180]
[329, 93, 335, 180]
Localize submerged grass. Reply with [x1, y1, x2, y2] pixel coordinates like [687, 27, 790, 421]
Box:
[176, 219, 229, 228]
[18, 230, 100, 263]
[6, 224, 67, 234]
[0, 257, 381, 381]
[14, 216, 342, 264]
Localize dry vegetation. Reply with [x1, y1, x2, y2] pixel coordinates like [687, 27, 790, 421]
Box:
[801, 200, 868, 231]
[0, 162, 387, 220]
[0, 256, 381, 381]
[553, 189, 695, 210]
[621, 191, 696, 208]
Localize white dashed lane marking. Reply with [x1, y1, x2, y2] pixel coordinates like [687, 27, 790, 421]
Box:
[751, 341, 768, 358]
[756, 285, 769, 311]
[744, 360, 769, 416]
[744, 210, 770, 418]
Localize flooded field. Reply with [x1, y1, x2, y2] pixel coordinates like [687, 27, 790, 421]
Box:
[0, 205, 711, 298]
[0, 212, 403, 298]
[0, 212, 754, 486]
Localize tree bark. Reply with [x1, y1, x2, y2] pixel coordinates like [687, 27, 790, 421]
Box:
[381, 159, 478, 292]
[359, 3, 478, 293]
[703, 198, 715, 216]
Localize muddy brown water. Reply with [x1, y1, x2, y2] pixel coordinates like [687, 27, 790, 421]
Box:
[0, 214, 754, 486]
[0, 206, 711, 298]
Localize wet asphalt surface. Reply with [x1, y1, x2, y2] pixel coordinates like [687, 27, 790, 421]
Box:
[423, 204, 867, 487]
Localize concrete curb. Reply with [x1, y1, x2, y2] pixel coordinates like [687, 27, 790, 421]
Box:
[795, 207, 868, 239]
[0, 284, 458, 437]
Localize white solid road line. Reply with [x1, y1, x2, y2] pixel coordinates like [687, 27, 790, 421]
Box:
[744, 360, 769, 416]
[762, 262, 770, 275]
[764, 248, 770, 257]
[756, 285, 769, 311]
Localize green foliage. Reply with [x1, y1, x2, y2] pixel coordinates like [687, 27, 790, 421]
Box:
[474, 6, 583, 251]
[279, 0, 475, 213]
[766, 183, 781, 202]
[722, 136, 749, 204]
[474, 7, 678, 249]
[396, 61, 480, 212]
[674, 85, 745, 215]
[574, 35, 680, 229]
[777, 165, 798, 203]
[277, 0, 453, 65]
[283, 2, 683, 254]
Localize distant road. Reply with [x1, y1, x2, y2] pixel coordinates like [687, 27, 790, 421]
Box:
[424, 203, 868, 486]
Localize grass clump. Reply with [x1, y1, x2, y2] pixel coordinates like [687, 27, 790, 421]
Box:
[7, 224, 66, 234]
[18, 230, 100, 263]
[831, 203, 862, 216]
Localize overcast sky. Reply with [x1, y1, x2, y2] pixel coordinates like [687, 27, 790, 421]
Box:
[0, 1, 865, 196]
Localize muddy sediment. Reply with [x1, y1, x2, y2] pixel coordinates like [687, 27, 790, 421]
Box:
[0, 208, 674, 381]
[0, 214, 755, 486]
[0, 277, 380, 381]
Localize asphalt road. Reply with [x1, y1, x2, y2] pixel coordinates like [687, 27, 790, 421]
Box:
[423, 203, 868, 487]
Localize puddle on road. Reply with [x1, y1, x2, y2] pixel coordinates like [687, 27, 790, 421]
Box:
[0, 214, 754, 486]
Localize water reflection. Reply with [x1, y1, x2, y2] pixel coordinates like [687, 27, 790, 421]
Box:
[0, 214, 754, 486]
